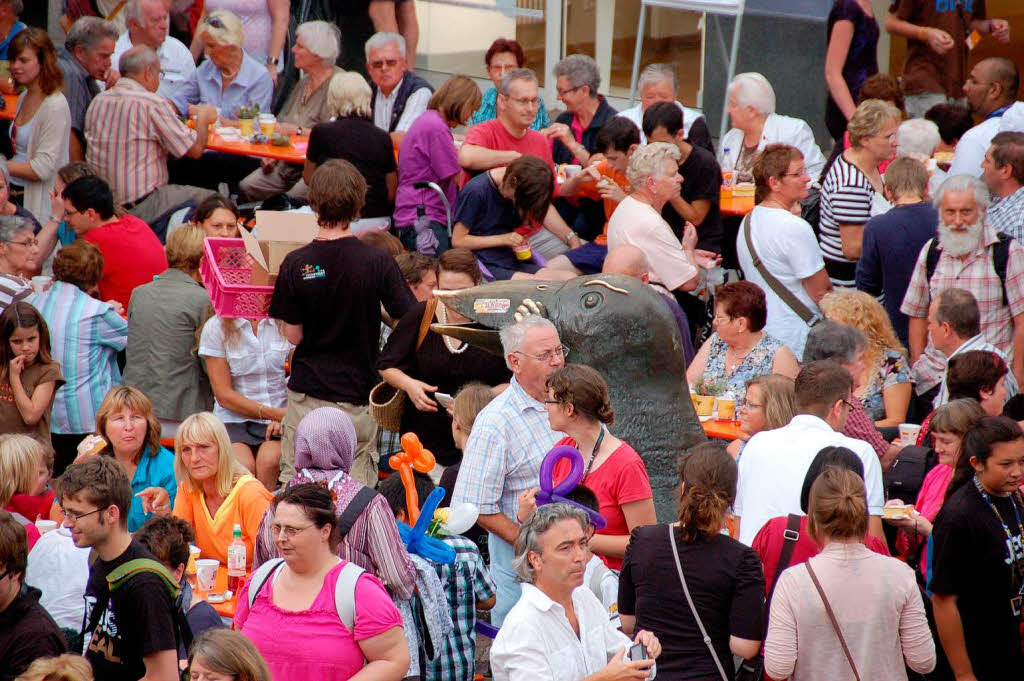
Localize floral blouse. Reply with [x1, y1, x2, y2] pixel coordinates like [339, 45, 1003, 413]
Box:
[860, 349, 912, 421]
[702, 332, 784, 401]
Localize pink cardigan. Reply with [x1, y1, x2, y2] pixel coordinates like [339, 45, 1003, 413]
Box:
[764, 542, 935, 680]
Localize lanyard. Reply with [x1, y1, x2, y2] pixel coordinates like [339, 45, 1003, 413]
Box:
[974, 476, 1024, 618]
[973, 476, 1024, 541]
[582, 427, 606, 480]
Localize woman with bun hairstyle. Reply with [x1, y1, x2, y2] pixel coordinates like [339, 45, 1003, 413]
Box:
[526, 364, 655, 569]
[764, 467, 935, 680]
[618, 442, 765, 679]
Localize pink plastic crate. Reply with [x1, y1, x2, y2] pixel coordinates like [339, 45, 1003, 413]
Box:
[200, 237, 273, 319]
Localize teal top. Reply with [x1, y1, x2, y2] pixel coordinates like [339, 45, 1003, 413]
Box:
[128, 446, 178, 532]
[468, 86, 550, 131]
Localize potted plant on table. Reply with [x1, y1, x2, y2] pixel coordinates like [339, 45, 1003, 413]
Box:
[690, 377, 726, 417]
[236, 102, 260, 138]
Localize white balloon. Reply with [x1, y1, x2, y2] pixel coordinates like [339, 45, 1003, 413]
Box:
[444, 503, 479, 535]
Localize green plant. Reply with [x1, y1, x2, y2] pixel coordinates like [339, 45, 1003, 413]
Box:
[236, 102, 260, 119]
[693, 377, 726, 397]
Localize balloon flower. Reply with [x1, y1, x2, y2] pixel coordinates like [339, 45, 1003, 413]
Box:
[396, 487, 456, 564]
[536, 444, 607, 530]
[388, 433, 435, 525]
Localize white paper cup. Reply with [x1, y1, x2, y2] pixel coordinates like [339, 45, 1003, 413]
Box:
[35, 519, 57, 534]
[196, 558, 219, 592]
[31, 275, 52, 293]
[898, 423, 922, 446]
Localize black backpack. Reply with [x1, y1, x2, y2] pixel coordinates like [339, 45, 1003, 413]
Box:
[924, 232, 1013, 306]
[884, 445, 937, 505]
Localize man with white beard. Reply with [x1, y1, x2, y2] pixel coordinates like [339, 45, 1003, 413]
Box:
[901, 174, 1024, 412]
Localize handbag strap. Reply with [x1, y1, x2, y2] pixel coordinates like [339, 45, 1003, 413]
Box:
[742, 213, 821, 326]
[668, 525, 729, 681]
[416, 298, 439, 352]
[804, 561, 861, 681]
[768, 514, 802, 602]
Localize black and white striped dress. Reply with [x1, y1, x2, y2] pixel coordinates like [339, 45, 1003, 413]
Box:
[819, 155, 875, 288]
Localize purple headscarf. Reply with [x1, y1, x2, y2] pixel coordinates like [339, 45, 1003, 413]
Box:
[293, 407, 358, 476]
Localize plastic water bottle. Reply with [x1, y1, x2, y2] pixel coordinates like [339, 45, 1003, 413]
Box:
[227, 523, 246, 593]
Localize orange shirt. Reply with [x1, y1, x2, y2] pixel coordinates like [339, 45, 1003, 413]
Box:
[173, 474, 273, 566]
[572, 161, 629, 245]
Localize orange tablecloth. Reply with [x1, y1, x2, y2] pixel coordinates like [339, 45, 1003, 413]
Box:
[702, 418, 743, 441]
[720, 192, 754, 217]
[0, 94, 18, 121]
[200, 565, 246, 619]
[206, 132, 308, 164]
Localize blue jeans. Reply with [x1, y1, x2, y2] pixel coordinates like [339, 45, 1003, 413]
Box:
[488, 532, 522, 627]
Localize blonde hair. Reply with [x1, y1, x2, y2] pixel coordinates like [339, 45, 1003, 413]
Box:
[807, 466, 868, 543]
[626, 141, 680, 191]
[95, 386, 162, 464]
[819, 290, 907, 380]
[199, 10, 244, 50]
[175, 412, 247, 498]
[847, 99, 902, 148]
[165, 225, 205, 272]
[189, 629, 271, 681]
[327, 72, 372, 118]
[745, 374, 796, 430]
[0, 434, 41, 505]
[451, 382, 495, 433]
[15, 654, 94, 681]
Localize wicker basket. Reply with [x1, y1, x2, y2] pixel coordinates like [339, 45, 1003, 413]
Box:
[369, 381, 405, 432]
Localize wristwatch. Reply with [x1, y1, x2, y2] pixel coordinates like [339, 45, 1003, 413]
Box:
[564, 231, 577, 245]
[266, 56, 279, 66]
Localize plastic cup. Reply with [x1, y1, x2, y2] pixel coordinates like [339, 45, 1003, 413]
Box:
[717, 397, 736, 420]
[196, 558, 219, 593]
[35, 519, 57, 534]
[238, 118, 255, 137]
[693, 395, 715, 417]
[259, 114, 276, 136]
[31, 275, 52, 293]
[898, 423, 922, 447]
[514, 243, 532, 261]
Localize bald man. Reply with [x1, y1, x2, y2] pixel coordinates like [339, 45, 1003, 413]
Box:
[603, 245, 695, 365]
[949, 57, 1019, 177]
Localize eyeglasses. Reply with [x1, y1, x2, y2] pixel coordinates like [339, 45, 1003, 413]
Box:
[739, 399, 762, 411]
[505, 96, 540, 108]
[840, 398, 856, 411]
[60, 505, 108, 524]
[368, 58, 400, 70]
[205, 15, 225, 29]
[783, 169, 808, 178]
[556, 85, 583, 97]
[515, 344, 569, 363]
[5, 237, 39, 248]
[543, 399, 561, 405]
[270, 523, 315, 538]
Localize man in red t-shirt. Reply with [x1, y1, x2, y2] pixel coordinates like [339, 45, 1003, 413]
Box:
[61, 176, 168, 311]
[459, 69, 580, 256]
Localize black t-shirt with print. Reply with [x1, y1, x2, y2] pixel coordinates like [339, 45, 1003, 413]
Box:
[84, 540, 178, 681]
[270, 237, 415, 404]
[661, 144, 724, 253]
[930, 481, 1024, 680]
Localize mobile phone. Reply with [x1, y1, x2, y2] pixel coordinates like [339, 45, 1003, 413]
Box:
[435, 392, 454, 409]
[628, 643, 648, 662]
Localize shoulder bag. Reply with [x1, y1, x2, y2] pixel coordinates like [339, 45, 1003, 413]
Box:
[804, 561, 861, 681]
[742, 213, 822, 329]
[668, 525, 761, 681]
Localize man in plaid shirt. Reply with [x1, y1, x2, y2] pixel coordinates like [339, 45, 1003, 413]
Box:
[902, 174, 1024, 411]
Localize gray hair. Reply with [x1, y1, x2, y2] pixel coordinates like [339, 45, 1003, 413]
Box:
[124, 0, 159, 26]
[119, 45, 160, 78]
[499, 68, 537, 96]
[802, 320, 867, 364]
[327, 72, 372, 118]
[553, 54, 600, 98]
[0, 157, 11, 190]
[296, 21, 341, 66]
[934, 174, 991, 213]
[896, 118, 941, 160]
[499, 314, 557, 370]
[626, 141, 680, 191]
[727, 72, 776, 116]
[365, 31, 405, 59]
[65, 16, 120, 53]
[512, 503, 590, 584]
[0, 215, 30, 244]
[638, 63, 676, 93]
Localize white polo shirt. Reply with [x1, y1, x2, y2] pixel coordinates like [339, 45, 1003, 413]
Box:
[734, 414, 885, 546]
[492, 583, 635, 681]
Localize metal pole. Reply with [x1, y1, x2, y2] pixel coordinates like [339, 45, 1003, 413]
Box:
[719, 0, 745, 143]
[628, 2, 648, 107]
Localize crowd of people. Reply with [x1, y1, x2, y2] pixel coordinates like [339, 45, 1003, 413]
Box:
[0, 0, 1022, 680]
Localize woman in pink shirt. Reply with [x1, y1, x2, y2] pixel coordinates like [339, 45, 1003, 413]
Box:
[235, 483, 408, 681]
[765, 467, 935, 680]
[886, 398, 986, 579]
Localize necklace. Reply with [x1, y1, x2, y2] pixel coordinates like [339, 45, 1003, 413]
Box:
[582, 427, 606, 479]
[725, 336, 758, 373]
[437, 304, 468, 354]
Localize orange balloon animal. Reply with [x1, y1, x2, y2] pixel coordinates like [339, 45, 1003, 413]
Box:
[388, 433, 436, 524]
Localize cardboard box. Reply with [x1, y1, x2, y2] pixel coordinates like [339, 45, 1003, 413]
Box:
[238, 210, 319, 278]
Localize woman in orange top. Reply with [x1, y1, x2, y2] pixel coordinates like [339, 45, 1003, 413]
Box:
[172, 411, 273, 565]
